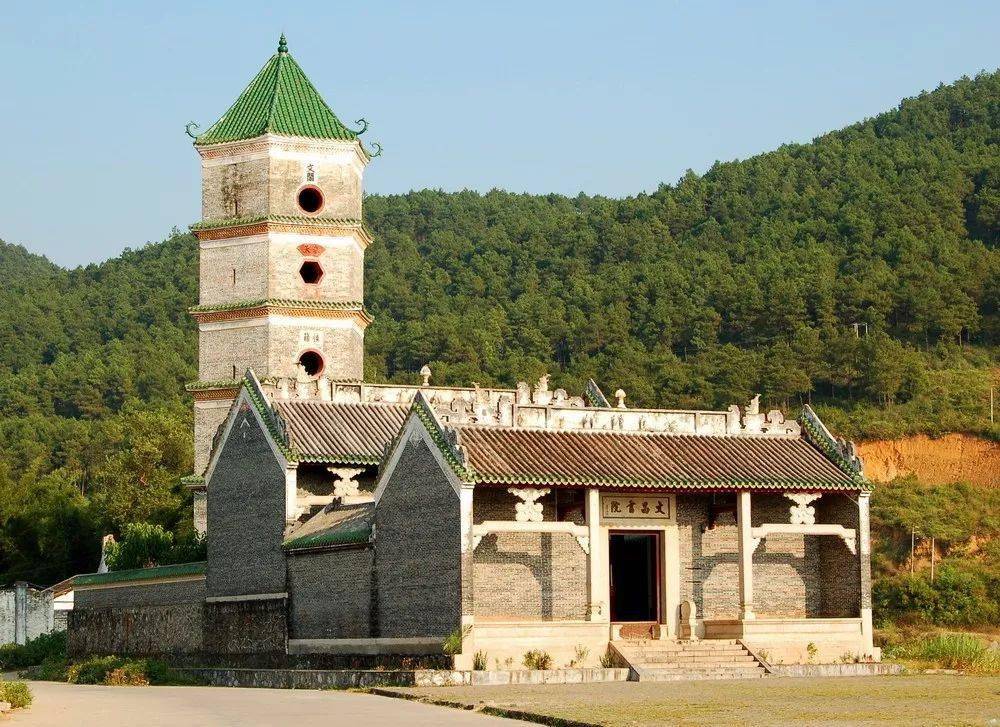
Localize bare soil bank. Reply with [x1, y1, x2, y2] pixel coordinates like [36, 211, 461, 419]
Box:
[858, 433, 999, 487]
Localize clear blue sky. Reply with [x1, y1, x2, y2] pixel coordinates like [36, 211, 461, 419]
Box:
[3, 1, 999, 267]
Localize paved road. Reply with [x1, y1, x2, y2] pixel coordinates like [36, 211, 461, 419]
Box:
[12, 681, 528, 726]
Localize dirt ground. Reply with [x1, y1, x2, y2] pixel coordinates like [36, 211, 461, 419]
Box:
[858, 433, 1000, 487]
[390, 674, 1000, 727]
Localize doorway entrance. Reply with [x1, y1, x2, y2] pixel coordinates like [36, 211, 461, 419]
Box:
[609, 531, 661, 624]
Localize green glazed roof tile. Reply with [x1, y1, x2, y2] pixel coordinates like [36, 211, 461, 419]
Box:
[75, 561, 206, 587]
[195, 35, 358, 146]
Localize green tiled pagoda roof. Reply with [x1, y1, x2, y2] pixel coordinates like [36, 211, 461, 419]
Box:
[195, 35, 358, 146]
[190, 215, 365, 231]
[188, 299, 367, 314]
[75, 561, 206, 587]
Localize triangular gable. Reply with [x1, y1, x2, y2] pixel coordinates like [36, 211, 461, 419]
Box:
[372, 391, 470, 505]
[204, 370, 291, 486]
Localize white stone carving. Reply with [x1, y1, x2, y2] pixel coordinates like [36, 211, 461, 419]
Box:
[507, 487, 551, 522]
[750, 523, 857, 555]
[420, 364, 432, 387]
[471, 520, 590, 553]
[785, 492, 823, 525]
[742, 394, 765, 433]
[329, 466, 365, 499]
[614, 389, 627, 409]
[533, 375, 553, 406]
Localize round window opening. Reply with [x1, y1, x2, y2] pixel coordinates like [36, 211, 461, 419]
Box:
[299, 260, 324, 284]
[298, 350, 325, 377]
[297, 186, 324, 213]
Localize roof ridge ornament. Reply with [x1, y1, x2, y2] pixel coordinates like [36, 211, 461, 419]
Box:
[278, 33, 288, 54]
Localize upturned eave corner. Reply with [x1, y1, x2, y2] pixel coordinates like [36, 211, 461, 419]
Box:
[799, 405, 870, 489]
[411, 390, 474, 482]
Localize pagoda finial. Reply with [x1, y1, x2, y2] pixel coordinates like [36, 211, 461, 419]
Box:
[278, 33, 288, 54]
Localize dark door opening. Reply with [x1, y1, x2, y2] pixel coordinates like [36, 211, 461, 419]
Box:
[609, 531, 660, 622]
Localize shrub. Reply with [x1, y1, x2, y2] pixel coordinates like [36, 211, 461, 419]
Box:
[472, 650, 488, 670]
[599, 649, 618, 668]
[874, 566, 1000, 628]
[0, 681, 33, 709]
[568, 645, 590, 668]
[68, 655, 124, 684]
[522, 650, 553, 670]
[0, 631, 67, 670]
[105, 663, 150, 687]
[35, 656, 69, 682]
[65, 656, 184, 686]
[441, 626, 471, 656]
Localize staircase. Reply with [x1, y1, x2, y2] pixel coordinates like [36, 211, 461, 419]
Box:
[613, 639, 769, 681]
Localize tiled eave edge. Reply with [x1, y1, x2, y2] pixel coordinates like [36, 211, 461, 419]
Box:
[74, 561, 207, 588]
[191, 215, 374, 246]
[180, 474, 206, 488]
[799, 406, 871, 490]
[282, 524, 372, 552]
[243, 371, 296, 462]
[297, 452, 380, 466]
[412, 392, 475, 482]
[189, 299, 373, 326]
[472, 477, 865, 492]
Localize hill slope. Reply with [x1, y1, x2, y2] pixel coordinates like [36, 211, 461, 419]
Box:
[1, 71, 999, 584]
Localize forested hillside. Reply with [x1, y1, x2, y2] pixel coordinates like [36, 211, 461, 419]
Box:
[1, 71, 998, 586]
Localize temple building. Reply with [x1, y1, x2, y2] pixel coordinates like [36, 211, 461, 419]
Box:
[69, 36, 878, 674]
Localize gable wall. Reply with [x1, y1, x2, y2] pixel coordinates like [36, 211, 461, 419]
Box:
[373, 433, 461, 638]
[207, 402, 287, 597]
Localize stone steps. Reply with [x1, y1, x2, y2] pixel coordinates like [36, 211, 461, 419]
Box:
[636, 654, 758, 664]
[613, 639, 770, 682]
[638, 667, 767, 682]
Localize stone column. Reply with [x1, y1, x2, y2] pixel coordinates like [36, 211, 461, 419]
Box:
[585, 489, 608, 622]
[14, 581, 27, 645]
[858, 491, 874, 655]
[284, 467, 298, 523]
[736, 491, 755, 620]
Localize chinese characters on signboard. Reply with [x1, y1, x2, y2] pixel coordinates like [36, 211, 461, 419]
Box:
[601, 495, 672, 520]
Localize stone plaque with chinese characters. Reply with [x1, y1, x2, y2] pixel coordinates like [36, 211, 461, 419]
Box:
[601, 495, 673, 521]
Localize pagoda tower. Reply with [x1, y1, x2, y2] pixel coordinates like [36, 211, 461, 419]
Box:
[185, 35, 373, 528]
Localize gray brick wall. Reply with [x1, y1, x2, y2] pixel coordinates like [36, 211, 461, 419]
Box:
[374, 435, 461, 638]
[288, 547, 372, 638]
[818, 494, 862, 616]
[207, 404, 287, 597]
[751, 494, 821, 618]
[677, 495, 740, 619]
[678, 492, 862, 620]
[472, 488, 587, 621]
[74, 579, 206, 609]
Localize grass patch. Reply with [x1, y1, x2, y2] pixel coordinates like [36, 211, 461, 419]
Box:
[0, 680, 33, 709]
[888, 632, 1000, 673]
